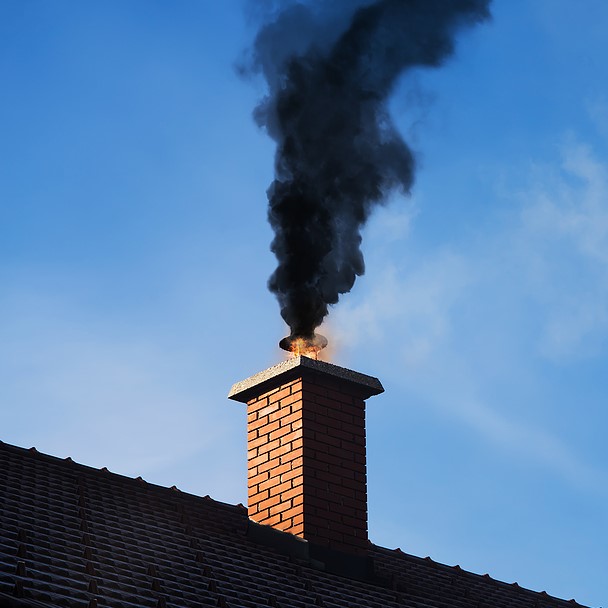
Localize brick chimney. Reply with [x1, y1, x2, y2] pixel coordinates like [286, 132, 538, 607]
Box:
[228, 356, 383, 556]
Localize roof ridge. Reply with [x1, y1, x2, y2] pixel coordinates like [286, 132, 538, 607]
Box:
[0, 439, 247, 515]
[371, 544, 585, 607]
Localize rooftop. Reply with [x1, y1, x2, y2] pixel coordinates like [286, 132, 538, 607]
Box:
[0, 440, 587, 608]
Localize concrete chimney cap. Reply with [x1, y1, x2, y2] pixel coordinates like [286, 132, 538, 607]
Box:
[228, 356, 384, 403]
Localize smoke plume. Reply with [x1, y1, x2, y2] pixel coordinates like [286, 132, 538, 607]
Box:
[249, 0, 491, 339]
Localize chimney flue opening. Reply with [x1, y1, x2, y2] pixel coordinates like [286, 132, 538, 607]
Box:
[279, 333, 328, 360]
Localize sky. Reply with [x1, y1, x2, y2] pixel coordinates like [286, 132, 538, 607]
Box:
[0, 1, 606, 605]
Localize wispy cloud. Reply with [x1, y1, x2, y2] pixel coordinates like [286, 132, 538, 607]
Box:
[519, 138, 608, 358]
[334, 248, 471, 368]
[417, 380, 607, 494]
[333, 136, 608, 492]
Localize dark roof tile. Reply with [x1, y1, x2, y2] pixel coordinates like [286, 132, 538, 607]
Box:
[0, 441, 588, 608]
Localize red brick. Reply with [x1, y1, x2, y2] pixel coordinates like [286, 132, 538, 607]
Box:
[257, 494, 282, 512]
[290, 437, 303, 450]
[305, 442, 331, 458]
[279, 468, 302, 484]
[290, 523, 304, 536]
[342, 515, 367, 531]
[249, 415, 270, 432]
[337, 440, 362, 454]
[248, 434, 270, 450]
[268, 386, 292, 404]
[306, 514, 333, 529]
[280, 410, 305, 428]
[306, 477, 329, 493]
[253, 419, 280, 435]
[254, 385, 281, 401]
[301, 427, 318, 442]
[247, 452, 269, 468]
[326, 444, 357, 460]
[305, 495, 331, 511]
[272, 481, 290, 496]
[289, 511, 304, 526]
[280, 450, 303, 465]
[313, 433, 342, 449]
[318, 403, 354, 423]
[256, 438, 280, 456]
[248, 489, 269, 506]
[274, 461, 299, 477]
[257, 456, 281, 474]
[248, 471, 269, 488]
[332, 485, 357, 499]
[301, 383, 327, 398]
[341, 476, 365, 491]
[287, 418, 303, 433]
[281, 508, 303, 524]
[274, 520, 293, 534]
[247, 396, 269, 412]
[329, 428, 356, 443]
[269, 443, 294, 461]
[305, 458, 328, 473]
[338, 421, 366, 437]
[279, 391, 303, 407]
[269, 500, 293, 517]
[257, 402, 280, 418]
[250, 508, 269, 521]
[261, 513, 283, 527]
[309, 452, 345, 468]
[269, 406, 291, 423]
[281, 485, 303, 502]
[326, 389, 354, 404]
[304, 420, 329, 435]
[337, 495, 362, 510]
[269, 425, 294, 442]
[258, 476, 281, 493]
[301, 402, 328, 417]
[314, 469, 351, 484]
[330, 521, 359, 536]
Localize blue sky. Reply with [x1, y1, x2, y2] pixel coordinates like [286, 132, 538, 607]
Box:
[1, 1, 606, 605]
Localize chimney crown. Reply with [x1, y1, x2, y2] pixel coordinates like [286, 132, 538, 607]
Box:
[228, 356, 383, 403]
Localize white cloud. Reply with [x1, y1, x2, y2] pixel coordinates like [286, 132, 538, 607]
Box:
[332, 137, 608, 492]
[519, 139, 608, 358]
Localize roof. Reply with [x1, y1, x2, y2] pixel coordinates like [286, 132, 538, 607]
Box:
[0, 440, 586, 608]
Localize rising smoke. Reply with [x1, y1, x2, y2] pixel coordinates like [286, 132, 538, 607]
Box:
[248, 0, 491, 339]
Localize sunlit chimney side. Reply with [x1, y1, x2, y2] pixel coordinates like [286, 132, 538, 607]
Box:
[228, 356, 383, 555]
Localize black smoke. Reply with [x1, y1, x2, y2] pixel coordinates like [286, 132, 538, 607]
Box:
[249, 0, 491, 339]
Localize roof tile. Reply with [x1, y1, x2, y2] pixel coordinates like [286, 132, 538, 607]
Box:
[0, 441, 588, 608]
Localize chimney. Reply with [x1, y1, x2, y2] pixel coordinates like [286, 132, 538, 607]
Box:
[228, 356, 383, 556]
